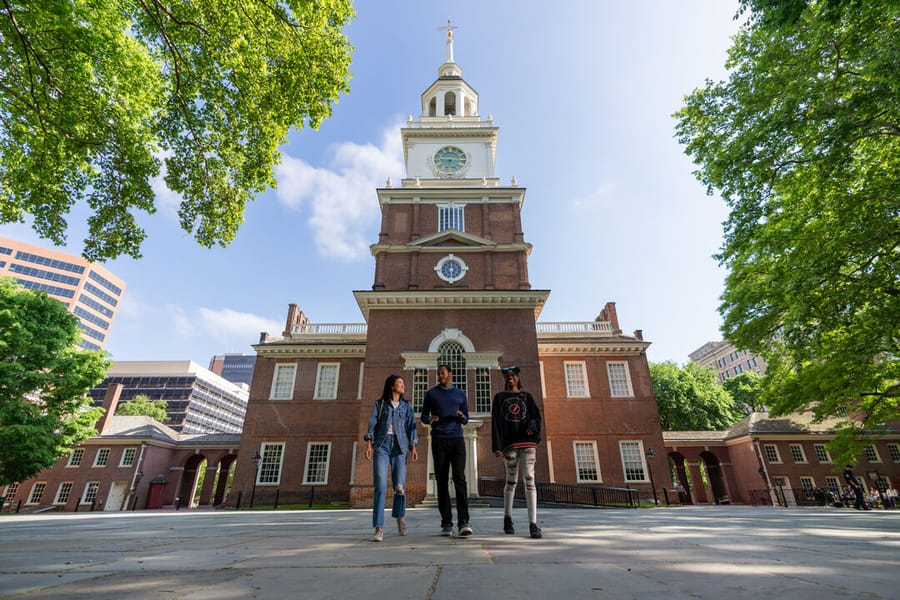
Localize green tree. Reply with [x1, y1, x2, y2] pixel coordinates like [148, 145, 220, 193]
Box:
[650, 362, 742, 431]
[0, 0, 354, 261]
[722, 371, 767, 415]
[115, 394, 168, 422]
[0, 278, 110, 485]
[675, 0, 900, 461]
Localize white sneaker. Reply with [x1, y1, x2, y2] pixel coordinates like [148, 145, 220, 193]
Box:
[373, 529, 383, 542]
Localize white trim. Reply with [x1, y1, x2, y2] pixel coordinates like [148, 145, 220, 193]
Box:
[313, 362, 340, 400]
[564, 361, 590, 398]
[26, 482, 47, 505]
[258, 442, 286, 486]
[92, 447, 110, 467]
[119, 447, 137, 467]
[303, 442, 332, 485]
[606, 361, 634, 398]
[53, 482, 74, 505]
[66, 448, 84, 467]
[269, 363, 297, 400]
[427, 328, 476, 353]
[619, 440, 648, 483]
[573, 440, 601, 483]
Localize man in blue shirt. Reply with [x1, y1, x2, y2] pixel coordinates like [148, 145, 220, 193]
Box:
[421, 364, 472, 536]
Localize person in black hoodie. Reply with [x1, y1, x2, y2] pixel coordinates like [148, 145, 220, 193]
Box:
[491, 365, 543, 539]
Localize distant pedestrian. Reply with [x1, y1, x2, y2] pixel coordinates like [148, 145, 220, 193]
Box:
[365, 374, 418, 542]
[842, 465, 869, 510]
[491, 365, 543, 539]
[674, 481, 687, 505]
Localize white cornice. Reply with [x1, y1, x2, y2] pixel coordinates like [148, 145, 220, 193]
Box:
[537, 341, 651, 355]
[377, 187, 524, 201]
[370, 242, 532, 257]
[354, 290, 550, 320]
[253, 343, 366, 359]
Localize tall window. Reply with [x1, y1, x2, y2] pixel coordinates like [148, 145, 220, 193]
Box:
[619, 441, 647, 482]
[67, 448, 85, 467]
[81, 482, 100, 504]
[438, 203, 464, 232]
[314, 363, 339, 399]
[438, 341, 467, 395]
[258, 443, 285, 485]
[789, 444, 807, 463]
[863, 445, 881, 463]
[27, 483, 47, 505]
[825, 476, 841, 493]
[412, 369, 428, 412]
[303, 442, 331, 485]
[888, 443, 900, 462]
[3, 483, 19, 502]
[474, 368, 491, 413]
[120, 447, 137, 467]
[54, 482, 73, 505]
[270, 363, 297, 400]
[564, 362, 589, 397]
[799, 477, 815, 492]
[764, 444, 781, 463]
[93, 448, 110, 467]
[814, 444, 832, 463]
[606, 362, 633, 397]
[574, 441, 600, 482]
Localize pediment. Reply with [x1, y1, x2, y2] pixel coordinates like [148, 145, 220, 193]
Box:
[408, 229, 496, 248]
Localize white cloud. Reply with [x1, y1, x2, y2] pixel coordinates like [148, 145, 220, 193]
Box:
[569, 182, 617, 211]
[168, 304, 195, 337]
[274, 121, 405, 260]
[150, 149, 182, 218]
[197, 307, 282, 343]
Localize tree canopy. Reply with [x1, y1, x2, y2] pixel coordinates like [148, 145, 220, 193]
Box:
[650, 362, 742, 431]
[722, 371, 767, 415]
[0, 0, 354, 261]
[115, 393, 168, 423]
[0, 278, 110, 485]
[675, 0, 899, 457]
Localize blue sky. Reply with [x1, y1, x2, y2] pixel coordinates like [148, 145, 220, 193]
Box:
[0, 1, 744, 366]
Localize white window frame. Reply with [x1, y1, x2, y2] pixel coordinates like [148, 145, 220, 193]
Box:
[825, 476, 841, 493]
[619, 440, 648, 482]
[313, 363, 340, 400]
[81, 482, 100, 504]
[813, 443, 832, 464]
[54, 482, 74, 505]
[437, 202, 465, 232]
[412, 368, 428, 413]
[93, 447, 110, 467]
[120, 447, 137, 467]
[573, 440, 601, 483]
[269, 363, 297, 400]
[863, 445, 882, 463]
[606, 361, 634, 398]
[887, 443, 900, 463]
[764, 444, 782, 464]
[799, 476, 815, 492]
[3, 483, 19, 502]
[67, 448, 85, 467]
[303, 442, 332, 485]
[26, 482, 47, 505]
[564, 361, 590, 398]
[789, 444, 807, 464]
[257, 442, 285, 485]
[474, 367, 491, 413]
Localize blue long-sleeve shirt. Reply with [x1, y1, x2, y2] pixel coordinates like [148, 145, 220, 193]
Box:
[421, 384, 469, 438]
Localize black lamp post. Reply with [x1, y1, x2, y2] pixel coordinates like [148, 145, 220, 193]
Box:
[250, 452, 262, 508]
[645, 448, 659, 506]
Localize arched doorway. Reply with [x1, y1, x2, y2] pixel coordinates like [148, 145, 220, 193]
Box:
[699, 451, 729, 503]
[178, 454, 206, 508]
[668, 451, 692, 505]
[213, 454, 238, 506]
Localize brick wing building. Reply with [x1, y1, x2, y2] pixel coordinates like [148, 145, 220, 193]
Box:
[231, 30, 667, 509]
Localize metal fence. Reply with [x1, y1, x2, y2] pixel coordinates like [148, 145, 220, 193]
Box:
[479, 477, 639, 508]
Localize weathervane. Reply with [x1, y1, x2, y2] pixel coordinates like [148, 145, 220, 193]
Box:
[436, 18, 458, 63]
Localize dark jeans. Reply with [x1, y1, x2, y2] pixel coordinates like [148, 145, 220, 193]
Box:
[432, 437, 469, 527]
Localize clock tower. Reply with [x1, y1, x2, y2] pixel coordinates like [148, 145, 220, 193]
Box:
[353, 26, 550, 502]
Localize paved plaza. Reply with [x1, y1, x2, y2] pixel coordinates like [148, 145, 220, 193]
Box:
[1, 506, 898, 599]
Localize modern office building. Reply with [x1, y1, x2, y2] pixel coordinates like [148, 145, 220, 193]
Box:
[209, 354, 257, 387]
[0, 236, 125, 350]
[689, 340, 768, 383]
[231, 30, 667, 509]
[89, 361, 249, 434]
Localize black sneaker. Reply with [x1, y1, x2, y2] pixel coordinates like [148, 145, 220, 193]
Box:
[529, 523, 542, 539]
[503, 516, 515, 535]
[458, 522, 473, 537]
[441, 524, 453, 536]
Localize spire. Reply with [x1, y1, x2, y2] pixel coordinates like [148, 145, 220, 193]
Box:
[439, 18, 458, 64]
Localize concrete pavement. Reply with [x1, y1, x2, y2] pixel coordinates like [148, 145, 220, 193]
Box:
[1, 506, 898, 599]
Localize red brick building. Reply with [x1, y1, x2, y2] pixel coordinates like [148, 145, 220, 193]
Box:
[231, 31, 667, 509]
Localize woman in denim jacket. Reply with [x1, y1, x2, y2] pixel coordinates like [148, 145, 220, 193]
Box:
[365, 374, 419, 541]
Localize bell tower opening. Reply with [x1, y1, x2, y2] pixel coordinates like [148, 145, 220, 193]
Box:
[444, 91, 456, 116]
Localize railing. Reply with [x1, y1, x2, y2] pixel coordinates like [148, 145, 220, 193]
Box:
[290, 323, 368, 336]
[535, 321, 614, 334]
[479, 477, 639, 508]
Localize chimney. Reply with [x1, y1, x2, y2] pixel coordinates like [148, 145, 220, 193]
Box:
[596, 301, 622, 335]
[633, 329, 643, 341]
[95, 383, 123, 435]
[282, 303, 309, 336]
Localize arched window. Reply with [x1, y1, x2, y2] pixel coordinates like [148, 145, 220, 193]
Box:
[428, 97, 436, 117]
[438, 341, 466, 393]
[464, 97, 474, 117]
[443, 91, 456, 116]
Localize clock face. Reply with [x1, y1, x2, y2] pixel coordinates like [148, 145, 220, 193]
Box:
[431, 146, 469, 177]
[434, 254, 468, 283]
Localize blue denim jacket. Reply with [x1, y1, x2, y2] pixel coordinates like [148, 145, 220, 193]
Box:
[365, 398, 418, 452]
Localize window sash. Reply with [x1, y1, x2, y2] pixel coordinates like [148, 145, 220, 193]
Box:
[27, 483, 47, 504]
[888, 443, 900, 462]
[258, 443, 285, 485]
[81, 482, 100, 504]
[54, 482, 73, 504]
[764, 444, 781, 463]
[474, 368, 491, 413]
[825, 476, 841, 493]
[67, 448, 84, 467]
[799, 477, 815, 491]
[412, 369, 428, 412]
[607, 362, 633, 397]
[120, 447, 137, 467]
[814, 444, 831, 463]
[564, 362, 588, 398]
[789, 444, 806, 463]
[93, 448, 110, 467]
[314, 363, 339, 399]
[303, 443, 331, 485]
[438, 204, 464, 232]
[863, 445, 881, 463]
[574, 441, 600, 482]
[619, 441, 647, 482]
[270, 364, 297, 400]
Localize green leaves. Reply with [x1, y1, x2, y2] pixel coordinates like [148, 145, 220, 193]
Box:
[0, 278, 110, 485]
[0, 0, 354, 260]
[675, 0, 899, 460]
[650, 362, 742, 431]
[115, 393, 168, 422]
